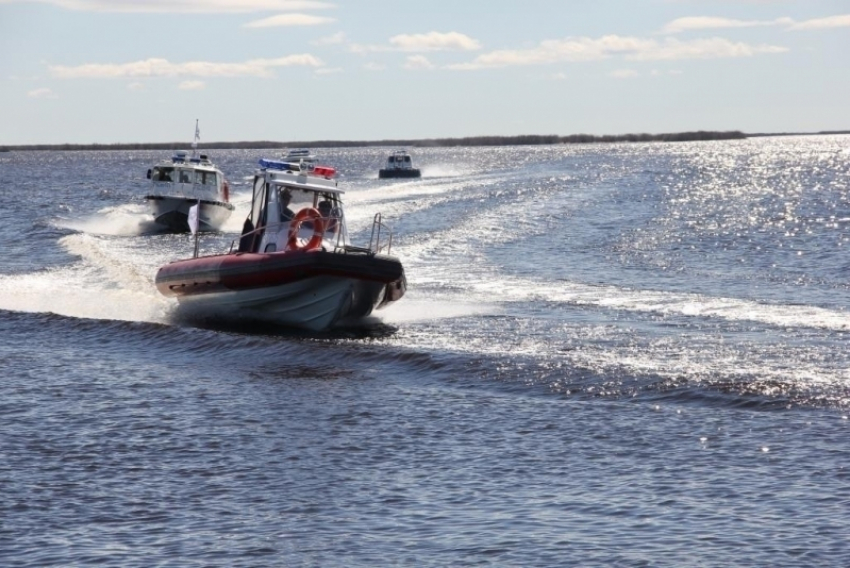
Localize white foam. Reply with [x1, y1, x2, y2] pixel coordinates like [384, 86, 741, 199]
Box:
[377, 298, 500, 324]
[0, 233, 171, 323]
[55, 203, 156, 237]
[0, 266, 170, 323]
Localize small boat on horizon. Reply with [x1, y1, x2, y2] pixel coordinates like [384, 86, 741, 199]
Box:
[281, 148, 317, 167]
[155, 156, 406, 332]
[379, 150, 421, 179]
[144, 122, 234, 233]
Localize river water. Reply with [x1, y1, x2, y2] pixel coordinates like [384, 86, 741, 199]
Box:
[1, 137, 849, 566]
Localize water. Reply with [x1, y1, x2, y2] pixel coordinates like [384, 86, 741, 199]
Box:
[2, 138, 849, 566]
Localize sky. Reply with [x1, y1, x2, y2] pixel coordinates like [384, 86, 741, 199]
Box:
[1, 0, 848, 145]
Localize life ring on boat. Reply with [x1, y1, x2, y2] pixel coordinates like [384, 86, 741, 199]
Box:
[223, 181, 230, 202]
[286, 207, 326, 251]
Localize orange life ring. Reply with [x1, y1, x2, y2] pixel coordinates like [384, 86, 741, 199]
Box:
[286, 207, 326, 251]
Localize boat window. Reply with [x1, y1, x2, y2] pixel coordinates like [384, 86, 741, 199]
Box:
[317, 193, 342, 237]
[250, 175, 267, 229]
[178, 169, 192, 184]
[317, 199, 338, 236]
[194, 171, 218, 186]
[274, 185, 314, 211]
[153, 166, 174, 182]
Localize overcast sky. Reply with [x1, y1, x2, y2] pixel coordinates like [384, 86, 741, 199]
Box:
[1, 0, 848, 145]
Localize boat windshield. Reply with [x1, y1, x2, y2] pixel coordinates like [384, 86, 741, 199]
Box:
[274, 185, 344, 241]
[151, 166, 218, 186]
[195, 170, 218, 186]
[151, 166, 174, 182]
[279, 186, 315, 212]
[388, 153, 412, 167]
[177, 169, 193, 184]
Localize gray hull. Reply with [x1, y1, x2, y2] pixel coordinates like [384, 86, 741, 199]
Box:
[147, 196, 235, 233]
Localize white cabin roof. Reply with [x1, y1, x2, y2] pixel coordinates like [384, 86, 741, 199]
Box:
[259, 160, 344, 195]
[153, 151, 221, 172]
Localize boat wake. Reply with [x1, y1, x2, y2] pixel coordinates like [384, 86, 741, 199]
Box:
[55, 203, 159, 237]
[420, 164, 464, 178]
[52, 186, 254, 238]
[378, 298, 500, 324]
[0, 233, 170, 323]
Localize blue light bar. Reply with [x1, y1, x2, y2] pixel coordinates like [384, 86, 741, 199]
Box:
[259, 158, 300, 171]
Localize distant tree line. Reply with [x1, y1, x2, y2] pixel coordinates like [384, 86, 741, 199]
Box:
[6, 129, 849, 152]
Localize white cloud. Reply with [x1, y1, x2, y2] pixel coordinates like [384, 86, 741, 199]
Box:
[448, 35, 787, 69]
[650, 69, 683, 77]
[663, 14, 850, 33]
[610, 69, 639, 78]
[312, 32, 345, 45]
[126, 82, 145, 90]
[662, 16, 793, 34]
[49, 55, 324, 78]
[403, 55, 436, 70]
[178, 80, 205, 90]
[448, 36, 654, 69]
[350, 31, 481, 54]
[789, 14, 850, 30]
[363, 62, 385, 71]
[390, 32, 481, 52]
[27, 87, 57, 98]
[627, 37, 787, 60]
[0, 0, 333, 13]
[243, 13, 335, 27]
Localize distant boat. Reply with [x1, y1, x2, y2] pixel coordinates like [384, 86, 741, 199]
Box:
[379, 150, 421, 179]
[155, 155, 406, 331]
[281, 148, 318, 168]
[144, 121, 235, 233]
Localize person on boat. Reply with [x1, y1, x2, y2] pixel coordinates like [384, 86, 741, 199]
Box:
[280, 189, 295, 222]
[318, 199, 338, 236]
[238, 218, 256, 253]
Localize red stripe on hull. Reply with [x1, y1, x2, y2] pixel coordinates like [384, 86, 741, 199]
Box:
[156, 249, 404, 298]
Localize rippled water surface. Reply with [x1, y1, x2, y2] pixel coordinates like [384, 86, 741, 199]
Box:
[2, 138, 850, 566]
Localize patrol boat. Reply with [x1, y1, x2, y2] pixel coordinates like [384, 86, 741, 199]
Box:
[155, 157, 406, 331]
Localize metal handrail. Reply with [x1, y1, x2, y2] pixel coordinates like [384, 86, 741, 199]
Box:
[220, 211, 394, 256]
[368, 213, 394, 255]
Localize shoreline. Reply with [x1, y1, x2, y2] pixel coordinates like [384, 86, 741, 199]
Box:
[1, 130, 847, 152]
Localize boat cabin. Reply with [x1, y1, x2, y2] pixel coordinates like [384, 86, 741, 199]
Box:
[237, 159, 346, 254]
[385, 150, 415, 170]
[146, 151, 227, 201]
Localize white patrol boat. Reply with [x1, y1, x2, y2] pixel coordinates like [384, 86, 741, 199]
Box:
[144, 122, 234, 233]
